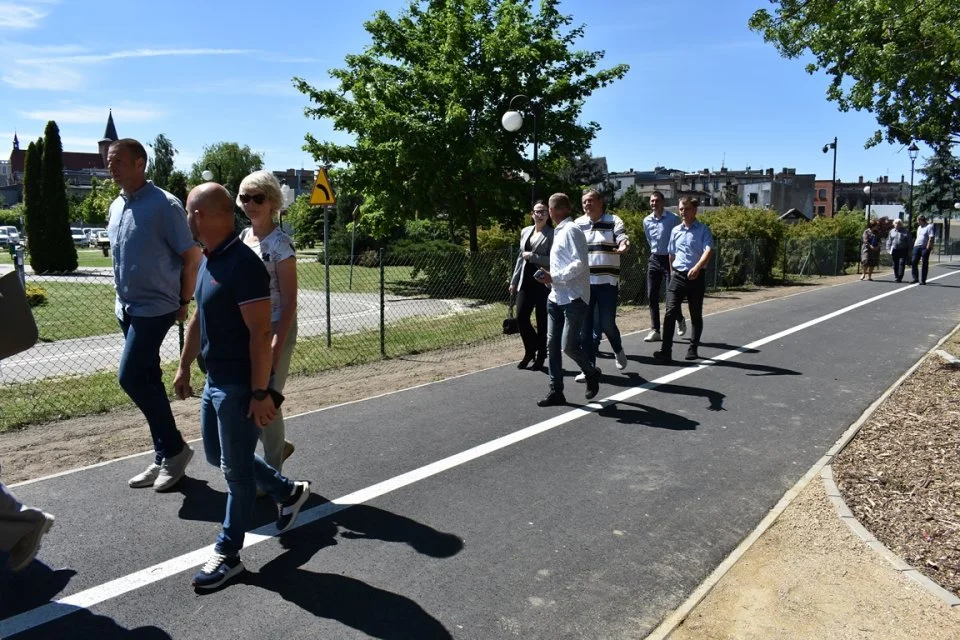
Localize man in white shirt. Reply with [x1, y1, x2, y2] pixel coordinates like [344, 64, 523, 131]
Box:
[911, 215, 936, 284]
[535, 193, 602, 406]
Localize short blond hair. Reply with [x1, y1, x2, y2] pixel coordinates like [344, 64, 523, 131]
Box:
[237, 170, 284, 215]
[549, 192, 572, 212]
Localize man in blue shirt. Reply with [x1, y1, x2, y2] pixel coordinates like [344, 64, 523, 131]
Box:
[642, 191, 686, 342]
[653, 197, 713, 364]
[174, 183, 310, 591]
[107, 139, 202, 491]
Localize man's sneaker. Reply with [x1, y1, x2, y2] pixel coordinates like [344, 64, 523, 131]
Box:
[153, 445, 194, 492]
[128, 463, 161, 488]
[575, 366, 600, 382]
[277, 481, 311, 532]
[192, 553, 244, 591]
[685, 346, 700, 361]
[652, 350, 672, 364]
[282, 440, 296, 463]
[677, 318, 687, 336]
[585, 371, 601, 400]
[8, 508, 54, 572]
[537, 391, 566, 407]
[643, 330, 661, 342]
[615, 350, 628, 370]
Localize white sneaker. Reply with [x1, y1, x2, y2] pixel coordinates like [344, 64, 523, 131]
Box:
[615, 350, 628, 370]
[575, 366, 600, 383]
[153, 445, 194, 492]
[644, 330, 661, 342]
[128, 463, 161, 488]
[9, 508, 54, 571]
[677, 318, 687, 336]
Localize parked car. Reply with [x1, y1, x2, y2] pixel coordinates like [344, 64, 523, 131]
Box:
[0, 226, 20, 248]
[70, 227, 86, 246]
[0, 227, 9, 248]
[94, 230, 110, 249]
[87, 227, 107, 247]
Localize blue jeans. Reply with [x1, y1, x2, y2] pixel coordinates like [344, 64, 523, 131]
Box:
[582, 284, 623, 366]
[911, 246, 931, 283]
[201, 382, 295, 556]
[547, 298, 598, 393]
[118, 311, 184, 465]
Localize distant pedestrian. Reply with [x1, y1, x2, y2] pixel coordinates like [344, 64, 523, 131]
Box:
[508, 201, 553, 370]
[536, 193, 602, 406]
[575, 189, 629, 376]
[643, 191, 686, 342]
[911, 215, 936, 284]
[107, 138, 201, 491]
[860, 219, 880, 281]
[174, 183, 310, 591]
[653, 197, 713, 363]
[238, 171, 298, 473]
[887, 219, 911, 282]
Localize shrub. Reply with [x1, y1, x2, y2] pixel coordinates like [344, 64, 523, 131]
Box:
[25, 283, 47, 307]
[388, 239, 469, 296]
[701, 207, 786, 284]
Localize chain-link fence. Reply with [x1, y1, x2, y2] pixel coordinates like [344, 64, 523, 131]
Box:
[0, 236, 865, 430]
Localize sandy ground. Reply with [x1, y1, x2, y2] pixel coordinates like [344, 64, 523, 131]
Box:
[5, 271, 959, 639]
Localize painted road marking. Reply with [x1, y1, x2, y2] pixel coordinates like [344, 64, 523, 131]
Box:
[2, 270, 956, 636]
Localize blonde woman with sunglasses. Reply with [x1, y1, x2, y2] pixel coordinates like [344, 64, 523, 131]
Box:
[237, 171, 298, 474]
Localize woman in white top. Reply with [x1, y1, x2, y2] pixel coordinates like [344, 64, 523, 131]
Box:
[237, 170, 298, 472]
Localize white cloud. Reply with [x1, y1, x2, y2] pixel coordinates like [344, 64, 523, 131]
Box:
[2, 64, 83, 90]
[16, 47, 257, 65]
[18, 103, 164, 124]
[0, 4, 48, 30]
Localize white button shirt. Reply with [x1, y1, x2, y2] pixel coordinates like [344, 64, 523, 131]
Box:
[548, 217, 591, 306]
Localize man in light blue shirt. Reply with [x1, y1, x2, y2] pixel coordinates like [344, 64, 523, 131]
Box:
[642, 191, 686, 342]
[653, 196, 713, 364]
[535, 193, 601, 406]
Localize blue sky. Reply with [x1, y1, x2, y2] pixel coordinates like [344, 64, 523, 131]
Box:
[0, 0, 931, 185]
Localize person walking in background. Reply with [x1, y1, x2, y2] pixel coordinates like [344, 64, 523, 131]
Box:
[576, 190, 630, 377]
[174, 183, 310, 591]
[912, 215, 936, 284]
[643, 191, 686, 342]
[107, 138, 201, 491]
[887, 218, 911, 283]
[860, 219, 880, 281]
[535, 193, 602, 406]
[238, 171, 298, 473]
[508, 201, 554, 370]
[653, 197, 713, 364]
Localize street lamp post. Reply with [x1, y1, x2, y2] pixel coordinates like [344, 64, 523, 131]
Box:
[822, 137, 837, 216]
[201, 162, 223, 184]
[502, 94, 543, 210]
[863, 183, 872, 221]
[908, 142, 919, 229]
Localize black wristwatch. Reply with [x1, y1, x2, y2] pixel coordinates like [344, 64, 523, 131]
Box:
[179, 298, 191, 307]
[252, 388, 270, 401]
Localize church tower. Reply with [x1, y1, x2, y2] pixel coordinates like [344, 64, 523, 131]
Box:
[98, 110, 118, 167]
[13, 133, 19, 152]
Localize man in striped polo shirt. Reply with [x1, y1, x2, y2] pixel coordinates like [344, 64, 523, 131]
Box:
[576, 189, 630, 376]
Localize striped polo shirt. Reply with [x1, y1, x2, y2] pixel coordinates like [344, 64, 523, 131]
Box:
[575, 212, 629, 287]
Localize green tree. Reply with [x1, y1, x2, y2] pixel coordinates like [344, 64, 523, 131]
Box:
[23, 140, 47, 270]
[283, 193, 324, 248]
[294, 0, 629, 251]
[167, 170, 188, 206]
[78, 177, 121, 225]
[41, 121, 77, 272]
[613, 186, 649, 214]
[146, 133, 177, 190]
[749, 1, 960, 147]
[188, 142, 264, 196]
[913, 144, 960, 221]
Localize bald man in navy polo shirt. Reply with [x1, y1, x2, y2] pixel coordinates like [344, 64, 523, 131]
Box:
[174, 183, 310, 591]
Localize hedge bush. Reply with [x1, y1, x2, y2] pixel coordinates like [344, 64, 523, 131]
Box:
[25, 283, 47, 307]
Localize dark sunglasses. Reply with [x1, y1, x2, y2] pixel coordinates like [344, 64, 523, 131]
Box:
[239, 193, 267, 205]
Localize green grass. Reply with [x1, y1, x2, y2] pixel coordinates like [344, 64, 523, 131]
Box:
[30, 282, 120, 341]
[0, 248, 113, 268]
[297, 262, 418, 294]
[0, 303, 507, 431]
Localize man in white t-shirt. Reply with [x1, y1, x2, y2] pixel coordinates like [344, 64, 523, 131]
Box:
[911, 215, 936, 284]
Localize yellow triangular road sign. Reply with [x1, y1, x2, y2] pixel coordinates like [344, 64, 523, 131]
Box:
[309, 168, 336, 206]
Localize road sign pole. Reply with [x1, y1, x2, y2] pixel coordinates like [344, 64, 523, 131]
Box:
[324, 206, 331, 348]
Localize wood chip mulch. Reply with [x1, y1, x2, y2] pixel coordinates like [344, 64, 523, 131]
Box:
[834, 353, 960, 596]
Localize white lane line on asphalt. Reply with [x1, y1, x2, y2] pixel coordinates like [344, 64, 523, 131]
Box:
[2, 270, 957, 636]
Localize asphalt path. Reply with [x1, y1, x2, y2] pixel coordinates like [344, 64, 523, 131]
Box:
[3, 264, 960, 639]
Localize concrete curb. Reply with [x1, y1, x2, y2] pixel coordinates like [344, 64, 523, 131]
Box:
[646, 316, 960, 639]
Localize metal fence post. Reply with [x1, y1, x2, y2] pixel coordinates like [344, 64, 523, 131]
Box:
[14, 243, 26, 289]
[379, 247, 386, 358]
[324, 206, 331, 348]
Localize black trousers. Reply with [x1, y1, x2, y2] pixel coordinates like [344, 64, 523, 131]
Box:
[891, 248, 908, 281]
[661, 270, 705, 353]
[516, 280, 548, 359]
[647, 254, 683, 331]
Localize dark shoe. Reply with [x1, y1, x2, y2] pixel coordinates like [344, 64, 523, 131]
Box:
[277, 481, 311, 532]
[192, 553, 244, 590]
[685, 346, 700, 361]
[537, 391, 566, 407]
[584, 371, 600, 400]
[532, 357, 545, 370]
[652, 350, 672, 364]
[518, 354, 534, 369]
[910, 280, 919, 284]
[920, 281, 926, 285]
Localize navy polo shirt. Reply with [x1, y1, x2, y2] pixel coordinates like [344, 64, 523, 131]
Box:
[195, 234, 271, 386]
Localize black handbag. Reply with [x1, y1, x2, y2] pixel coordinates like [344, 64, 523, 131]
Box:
[502, 298, 519, 335]
[0, 271, 39, 361]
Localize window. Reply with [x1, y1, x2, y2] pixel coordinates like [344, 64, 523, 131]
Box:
[818, 188, 827, 200]
[817, 206, 825, 215]
[749, 193, 759, 204]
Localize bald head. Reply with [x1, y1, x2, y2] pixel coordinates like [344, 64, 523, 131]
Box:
[187, 182, 234, 217]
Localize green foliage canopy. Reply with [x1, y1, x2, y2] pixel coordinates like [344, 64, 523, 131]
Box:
[146, 134, 177, 190]
[188, 142, 264, 196]
[78, 177, 121, 225]
[40, 122, 77, 272]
